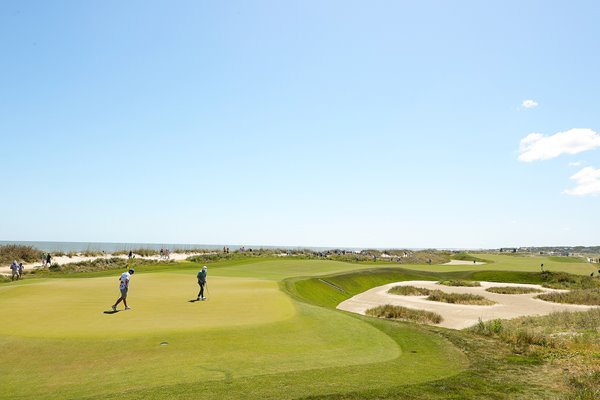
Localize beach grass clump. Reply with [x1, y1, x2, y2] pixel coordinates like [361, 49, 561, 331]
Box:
[0, 244, 43, 264]
[427, 290, 495, 305]
[388, 286, 431, 296]
[486, 286, 543, 295]
[365, 304, 443, 324]
[438, 280, 481, 287]
[113, 248, 159, 257]
[537, 289, 600, 306]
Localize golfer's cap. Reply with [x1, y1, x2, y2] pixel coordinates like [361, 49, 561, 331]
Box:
[202, 265, 207, 270]
[129, 269, 135, 274]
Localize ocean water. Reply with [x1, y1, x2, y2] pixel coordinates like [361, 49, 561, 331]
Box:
[0, 241, 345, 253]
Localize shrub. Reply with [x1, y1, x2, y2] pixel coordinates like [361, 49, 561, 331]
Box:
[388, 286, 431, 296]
[365, 304, 443, 324]
[486, 286, 543, 294]
[426, 290, 495, 305]
[438, 280, 481, 287]
[0, 245, 43, 264]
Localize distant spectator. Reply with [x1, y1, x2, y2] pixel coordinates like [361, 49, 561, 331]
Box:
[128, 251, 133, 259]
[18, 262, 24, 279]
[10, 261, 19, 281]
[46, 253, 51, 266]
[540, 263, 544, 272]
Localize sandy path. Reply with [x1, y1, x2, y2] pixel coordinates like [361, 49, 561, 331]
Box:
[0, 252, 209, 275]
[337, 281, 596, 329]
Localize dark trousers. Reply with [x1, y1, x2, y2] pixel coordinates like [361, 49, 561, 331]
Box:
[198, 281, 205, 298]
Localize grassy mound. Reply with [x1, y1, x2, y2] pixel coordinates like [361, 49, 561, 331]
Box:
[29, 257, 169, 276]
[450, 252, 493, 263]
[427, 290, 495, 305]
[536, 289, 600, 306]
[366, 304, 443, 324]
[438, 279, 481, 287]
[388, 285, 431, 296]
[486, 286, 543, 294]
[539, 271, 600, 290]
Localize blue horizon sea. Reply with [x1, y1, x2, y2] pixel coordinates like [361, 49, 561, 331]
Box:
[0, 240, 364, 253]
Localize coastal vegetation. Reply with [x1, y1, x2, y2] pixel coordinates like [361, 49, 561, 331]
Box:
[0, 244, 42, 264]
[388, 285, 431, 296]
[426, 290, 495, 305]
[485, 286, 543, 294]
[438, 279, 481, 287]
[537, 289, 600, 306]
[366, 304, 443, 324]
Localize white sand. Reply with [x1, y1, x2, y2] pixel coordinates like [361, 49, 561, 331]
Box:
[337, 280, 596, 330]
[443, 260, 485, 265]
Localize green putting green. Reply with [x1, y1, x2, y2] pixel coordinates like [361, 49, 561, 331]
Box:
[0, 274, 295, 338]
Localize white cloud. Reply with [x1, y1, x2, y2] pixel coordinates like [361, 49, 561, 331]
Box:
[563, 167, 600, 196]
[521, 99, 538, 109]
[518, 128, 600, 162]
[568, 161, 583, 167]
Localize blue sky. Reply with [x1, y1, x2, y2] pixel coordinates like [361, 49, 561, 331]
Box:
[1, 1, 599, 248]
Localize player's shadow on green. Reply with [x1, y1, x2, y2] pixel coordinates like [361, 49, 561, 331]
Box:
[103, 310, 120, 314]
[188, 299, 199, 303]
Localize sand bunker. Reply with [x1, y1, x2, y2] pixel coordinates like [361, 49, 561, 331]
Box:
[337, 280, 596, 329]
[443, 260, 485, 265]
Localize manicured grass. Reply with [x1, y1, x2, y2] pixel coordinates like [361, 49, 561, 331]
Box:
[388, 285, 431, 296]
[536, 289, 600, 305]
[366, 304, 443, 324]
[426, 290, 496, 305]
[0, 274, 295, 338]
[398, 253, 597, 276]
[1, 255, 597, 399]
[485, 286, 543, 294]
[438, 279, 480, 287]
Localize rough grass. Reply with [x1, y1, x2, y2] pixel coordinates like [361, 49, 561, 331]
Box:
[388, 285, 431, 296]
[438, 279, 481, 287]
[366, 304, 443, 324]
[0, 244, 43, 264]
[427, 290, 495, 305]
[469, 309, 600, 398]
[537, 289, 600, 305]
[486, 286, 543, 294]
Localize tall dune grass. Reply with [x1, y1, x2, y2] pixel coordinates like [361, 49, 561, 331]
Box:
[0, 245, 43, 264]
[388, 286, 431, 296]
[486, 286, 543, 294]
[438, 280, 481, 287]
[366, 304, 443, 324]
[427, 290, 495, 305]
[537, 289, 600, 305]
